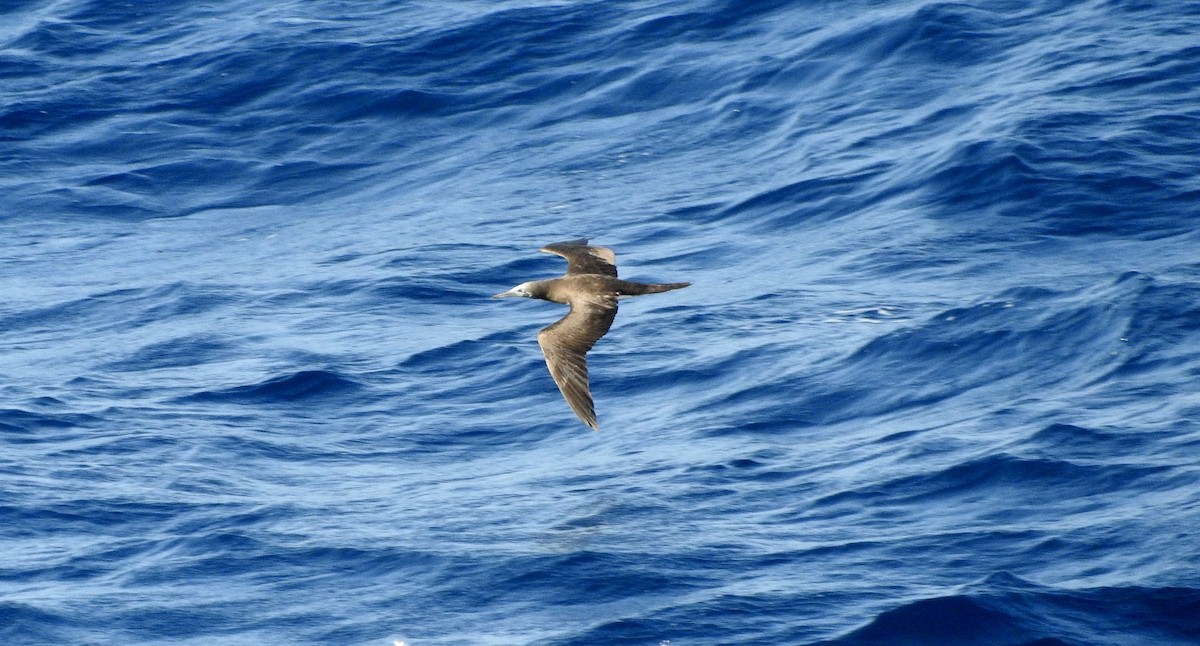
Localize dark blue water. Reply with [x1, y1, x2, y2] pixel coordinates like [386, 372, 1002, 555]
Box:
[3, 1, 1200, 644]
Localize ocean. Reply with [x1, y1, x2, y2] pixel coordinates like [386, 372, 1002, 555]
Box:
[3, 0, 1199, 644]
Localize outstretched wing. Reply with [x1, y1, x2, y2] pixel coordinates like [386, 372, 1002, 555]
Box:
[540, 239, 618, 277]
[536, 294, 618, 429]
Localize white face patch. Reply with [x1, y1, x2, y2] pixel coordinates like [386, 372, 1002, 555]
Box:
[498, 282, 535, 298]
[494, 282, 536, 299]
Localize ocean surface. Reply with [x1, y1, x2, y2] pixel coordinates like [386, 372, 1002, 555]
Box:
[3, 0, 1199, 644]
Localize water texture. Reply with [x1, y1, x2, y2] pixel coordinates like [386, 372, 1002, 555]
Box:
[3, 0, 1200, 644]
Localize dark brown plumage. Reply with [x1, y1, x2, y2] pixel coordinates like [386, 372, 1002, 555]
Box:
[493, 239, 690, 429]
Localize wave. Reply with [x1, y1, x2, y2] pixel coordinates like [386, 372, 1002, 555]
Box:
[179, 369, 363, 404]
[825, 574, 1200, 646]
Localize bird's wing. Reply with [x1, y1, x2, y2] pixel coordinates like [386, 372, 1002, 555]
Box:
[540, 239, 618, 277]
[536, 293, 618, 429]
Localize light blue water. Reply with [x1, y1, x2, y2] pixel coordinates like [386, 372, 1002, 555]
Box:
[3, 1, 1200, 644]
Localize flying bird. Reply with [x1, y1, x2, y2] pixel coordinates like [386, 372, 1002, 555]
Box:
[493, 239, 690, 429]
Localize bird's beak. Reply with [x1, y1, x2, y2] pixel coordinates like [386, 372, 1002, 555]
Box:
[492, 288, 520, 298]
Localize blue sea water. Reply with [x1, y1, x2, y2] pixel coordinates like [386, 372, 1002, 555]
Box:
[3, 0, 1200, 643]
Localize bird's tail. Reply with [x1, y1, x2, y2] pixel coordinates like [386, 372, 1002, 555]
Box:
[620, 281, 691, 296]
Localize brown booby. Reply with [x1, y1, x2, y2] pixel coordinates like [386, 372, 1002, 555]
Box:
[493, 239, 690, 430]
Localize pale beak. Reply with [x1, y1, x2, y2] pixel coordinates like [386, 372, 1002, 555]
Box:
[492, 288, 520, 298]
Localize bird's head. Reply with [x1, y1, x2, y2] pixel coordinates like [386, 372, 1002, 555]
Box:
[492, 281, 537, 299]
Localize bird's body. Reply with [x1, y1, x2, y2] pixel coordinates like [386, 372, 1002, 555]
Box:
[493, 239, 689, 429]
